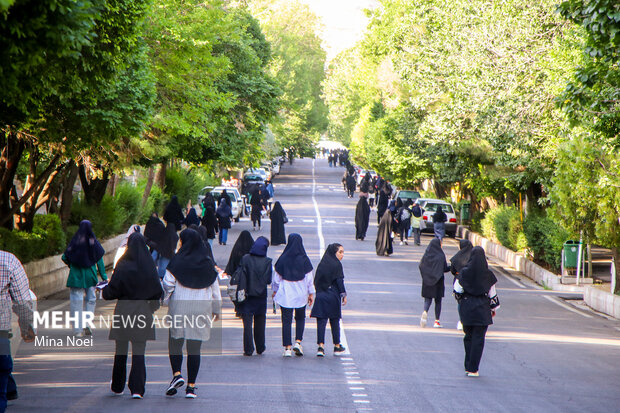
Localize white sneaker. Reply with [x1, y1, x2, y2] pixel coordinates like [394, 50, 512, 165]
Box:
[132, 394, 143, 399]
[283, 348, 292, 357]
[457, 321, 463, 331]
[399, 241, 404, 246]
[433, 321, 443, 328]
[293, 342, 303, 356]
[420, 311, 428, 328]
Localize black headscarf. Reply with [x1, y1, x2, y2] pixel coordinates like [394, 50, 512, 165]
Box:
[64, 220, 105, 268]
[450, 239, 473, 276]
[190, 225, 216, 265]
[225, 230, 255, 275]
[107, 233, 163, 300]
[158, 222, 179, 259]
[249, 236, 269, 257]
[166, 229, 218, 289]
[216, 198, 232, 218]
[270, 201, 287, 246]
[120, 224, 141, 248]
[144, 214, 165, 251]
[418, 238, 448, 285]
[163, 195, 184, 230]
[220, 189, 231, 207]
[433, 206, 447, 223]
[375, 210, 393, 256]
[183, 207, 201, 227]
[314, 244, 344, 292]
[355, 196, 370, 240]
[458, 247, 497, 296]
[275, 233, 313, 281]
[412, 204, 422, 218]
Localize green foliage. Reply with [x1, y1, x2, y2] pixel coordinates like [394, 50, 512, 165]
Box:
[164, 167, 211, 206]
[32, 214, 66, 257]
[481, 206, 524, 251]
[115, 182, 143, 228]
[0, 214, 65, 263]
[70, 195, 124, 239]
[524, 213, 571, 271]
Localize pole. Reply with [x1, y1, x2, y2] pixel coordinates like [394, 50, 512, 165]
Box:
[576, 233, 583, 286]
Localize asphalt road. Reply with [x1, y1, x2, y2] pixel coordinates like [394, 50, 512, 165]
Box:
[10, 158, 620, 413]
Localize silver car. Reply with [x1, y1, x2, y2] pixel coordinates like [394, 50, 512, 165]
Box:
[416, 198, 458, 237]
[198, 186, 245, 222]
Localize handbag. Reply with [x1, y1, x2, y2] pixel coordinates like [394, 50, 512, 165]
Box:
[227, 265, 247, 303]
[282, 212, 288, 224]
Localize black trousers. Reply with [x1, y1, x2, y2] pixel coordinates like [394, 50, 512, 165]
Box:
[281, 306, 306, 346]
[424, 297, 442, 320]
[168, 334, 202, 384]
[463, 325, 488, 373]
[316, 318, 340, 345]
[242, 313, 266, 355]
[112, 340, 146, 396]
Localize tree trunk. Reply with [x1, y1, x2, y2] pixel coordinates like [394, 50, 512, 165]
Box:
[612, 247, 620, 295]
[156, 161, 167, 190]
[60, 161, 79, 228]
[141, 166, 155, 208]
[107, 174, 118, 197]
[79, 164, 110, 205]
[0, 131, 25, 229]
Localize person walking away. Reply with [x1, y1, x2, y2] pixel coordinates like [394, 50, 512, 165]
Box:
[359, 173, 371, 199]
[163, 229, 222, 399]
[200, 205, 218, 247]
[450, 239, 474, 330]
[432, 206, 447, 240]
[0, 250, 35, 411]
[113, 224, 141, 269]
[236, 237, 272, 356]
[183, 207, 201, 228]
[163, 196, 185, 232]
[355, 196, 370, 241]
[224, 230, 254, 317]
[220, 189, 231, 208]
[310, 244, 347, 357]
[375, 210, 393, 256]
[250, 187, 264, 230]
[454, 247, 500, 377]
[155, 221, 179, 279]
[272, 234, 314, 357]
[144, 213, 166, 260]
[102, 233, 163, 399]
[270, 201, 287, 246]
[201, 192, 216, 214]
[368, 177, 376, 208]
[216, 198, 232, 245]
[410, 202, 424, 246]
[62, 220, 107, 337]
[377, 185, 389, 224]
[418, 238, 449, 328]
[346, 173, 356, 198]
[190, 225, 217, 265]
[265, 180, 274, 210]
[396, 200, 412, 246]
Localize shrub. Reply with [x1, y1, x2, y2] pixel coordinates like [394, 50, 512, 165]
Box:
[115, 182, 142, 227]
[0, 214, 65, 263]
[165, 166, 212, 206]
[32, 214, 66, 256]
[523, 213, 570, 272]
[482, 206, 526, 251]
[69, 195, 124, 239]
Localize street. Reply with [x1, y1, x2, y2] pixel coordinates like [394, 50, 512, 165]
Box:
[11, 158, 620, 413]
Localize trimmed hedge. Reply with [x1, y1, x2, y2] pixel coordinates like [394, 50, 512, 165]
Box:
[0, 214, 66, 263]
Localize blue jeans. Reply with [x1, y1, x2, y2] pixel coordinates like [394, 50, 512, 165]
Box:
[157, 255, 171, 279]
[69, 287, 96, 334]
[219, 228, 228, 244]
[207, 238, 214, 248]
[0, 338, 13, 413]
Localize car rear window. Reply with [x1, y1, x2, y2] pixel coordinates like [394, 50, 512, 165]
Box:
[398, 191, 421, 199]
[211, 192, 237, 202]
[423, 203, 454, 214]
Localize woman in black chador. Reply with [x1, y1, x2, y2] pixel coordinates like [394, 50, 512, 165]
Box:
[449, 239, 474, 330]
[345, 173, 356, 198]
[310, 243, 347, 357]
[454, 247, 500, 377]
[102, 233, 163, 398]
[355, 196, 370, 241]
[375, 210, 393, 256]
[224, 230, 254, 277]
[183, 207, 201, 228]
[250, 186, 265, 230]
[237, 237, 272, 356]
[376, 185, 389, 224]
[163, 195, 185, 231]
[432, 206, 447, 240]
[418, 238, 449, 328]
[270, 201, 287, 246]
[200, 205, 218, 247]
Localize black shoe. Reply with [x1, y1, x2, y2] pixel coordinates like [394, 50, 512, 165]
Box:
[185, 386, 197, 399]
[166, 374, 185, 396]
[334, 344, 346, 355]
[6, 390, 18, 401]
[243, 352, 253, 356]
[84, 326, 92, 336]
[316, 346, 325, 357]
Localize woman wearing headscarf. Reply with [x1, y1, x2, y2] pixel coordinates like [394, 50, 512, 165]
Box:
[144, 213, 165, 255]
[163, 195, 185, 232]
[355, 196, 370, 241]
[376, 185, 390, 224]
[250, 186, 265, 231]
[200, 193, 216, 215]
[216, 197, 232, 245]
[368, 177, 377, 208]
[189, 225, 216, 266]
[375, 210, 393, 256]
[450, 239, 474, 330]
[310, 243, 347, 357]
[272, 234, 314, 357]
[200, 205, 218, 247]
[62, 220, 107, 337]
[224, 230, 254, 277]
[454, 247, 500, 377]
[410, 202, 424, 246]
[183, 207, 201, 228]
[156, 222, 179, 279]
[345, 173, 356, 198]
[113, 224, 142, 269]
[432, 206, 448, 240]
[163, 229, 222, 399]
[102, 233, 163, 399]
[418, 238, 449, 328]
[220, 189, 231, 208]
[270, 201, 287, 246]
[236, 237, 272, 356]
[359, 173, 371, 198]
[395, 199, 412, 246]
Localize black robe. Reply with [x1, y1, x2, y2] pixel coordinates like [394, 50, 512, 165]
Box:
[375, 210, 393, 256]
[419, 238, 449, 299]
[200, 207, 218, 239]
[355, 197, 370, 240]
[270, 201, 287, 246]
[377, 191, 389, 222]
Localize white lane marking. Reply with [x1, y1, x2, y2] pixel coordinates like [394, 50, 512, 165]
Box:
[324, 220, 337, 224]
[354, 400, 370, 404]
[345, 221, 354, 225]
[499, 271, 527, 289]
[350, 387, 365, 391]
[302, 219, 315, 223]
[341, 358, 353, 361]
[353, 394, 368, 397]
[543, 295, 593, 318]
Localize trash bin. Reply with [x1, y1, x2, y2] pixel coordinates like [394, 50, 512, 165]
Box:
[460, 202, 471, 222]
[563, 240, 581, 268]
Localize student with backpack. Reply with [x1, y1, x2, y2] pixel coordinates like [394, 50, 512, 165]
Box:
[395, 199, 412, 245]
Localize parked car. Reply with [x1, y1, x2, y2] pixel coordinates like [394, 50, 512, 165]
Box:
[394, 189, 421, 204]
[198, 186, 245, 222]
[260, 163, 273, 180]
[416, 198, 457, 237]
[271, 159, 281, 175]
[245, 167, 268, 181]
[356, 169, 368, 186]
[241, 174, 265, 197]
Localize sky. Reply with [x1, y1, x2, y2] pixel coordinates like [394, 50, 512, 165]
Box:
[297, 0, 380, 61]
